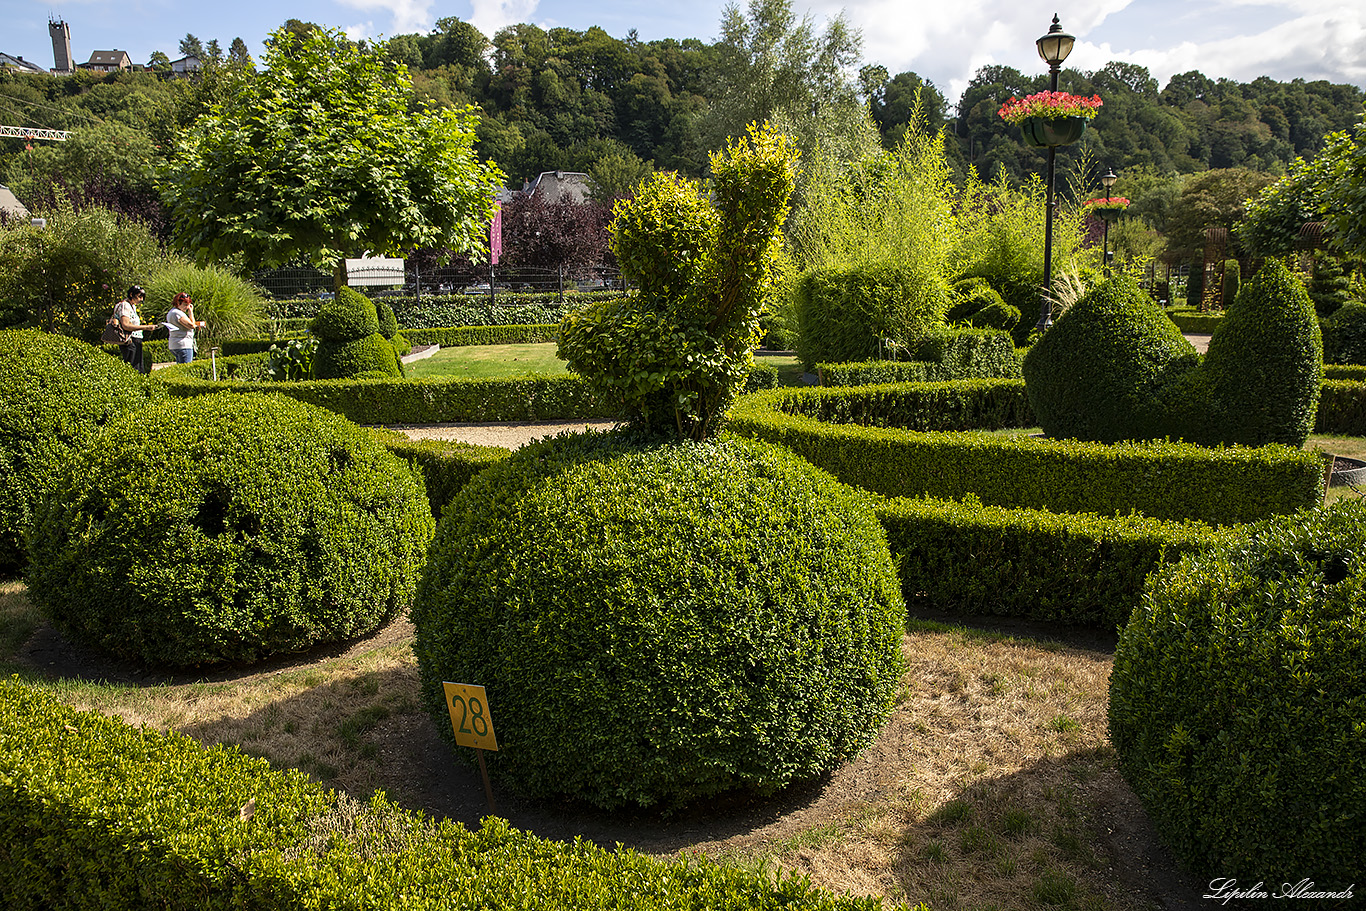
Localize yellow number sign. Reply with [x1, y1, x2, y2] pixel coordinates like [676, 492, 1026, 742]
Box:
[442, 682, 499, 751]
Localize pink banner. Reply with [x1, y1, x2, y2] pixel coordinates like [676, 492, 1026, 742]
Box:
[490, 204, 502, 265]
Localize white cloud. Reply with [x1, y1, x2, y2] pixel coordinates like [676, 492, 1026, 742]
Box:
[335, 0, 435, 37]
[469, 0, 541, 39]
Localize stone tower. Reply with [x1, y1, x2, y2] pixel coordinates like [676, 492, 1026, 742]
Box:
[49, 18, 72, 73]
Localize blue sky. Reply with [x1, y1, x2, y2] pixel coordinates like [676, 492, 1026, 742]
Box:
[4, 0, 1364, 104]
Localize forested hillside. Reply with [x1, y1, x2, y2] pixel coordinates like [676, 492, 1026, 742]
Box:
[1, 7, 1362, 225]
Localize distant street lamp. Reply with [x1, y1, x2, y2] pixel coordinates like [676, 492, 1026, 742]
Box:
[1035, 14, 1075, 332]
[1101, 167, 1118, 276]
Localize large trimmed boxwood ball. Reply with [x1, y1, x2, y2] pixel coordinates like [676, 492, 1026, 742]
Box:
[26, 393, 434, 667]
[412, 432, 907, 810]
[0, 329, 158, 575]
[1022, 276, 1197, 443]
[1109, 501, 1366, 881]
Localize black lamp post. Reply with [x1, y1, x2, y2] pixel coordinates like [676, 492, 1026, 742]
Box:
[1035, 14, 1075, 332]
[1100, 167, 1117, 276]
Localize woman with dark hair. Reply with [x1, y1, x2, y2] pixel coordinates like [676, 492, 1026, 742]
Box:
[112, 285, 156, 374]
[164, 292, 205, 364]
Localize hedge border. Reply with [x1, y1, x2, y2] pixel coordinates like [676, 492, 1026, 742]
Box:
[0, 677, 883, 911]
[729, 384, 1324, 526]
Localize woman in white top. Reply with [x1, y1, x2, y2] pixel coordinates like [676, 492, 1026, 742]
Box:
[112, 285, 156, 374]
[165, 292, 206, 364]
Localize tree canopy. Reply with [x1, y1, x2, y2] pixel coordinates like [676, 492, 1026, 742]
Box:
[159, 26, 503, 270]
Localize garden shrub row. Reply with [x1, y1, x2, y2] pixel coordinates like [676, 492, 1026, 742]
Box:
[1166, 311, 1224, 333]
[874, 494, 1231, 628]
[729, 385, 1324, 525]
[399, 324, 561, 347]
[376, 433, 513, 519]
[816, 328, 1021, 386]
[161, 373, 620, 424]
[0, 677, 884, 911]
[1316, 379, 1366, 435]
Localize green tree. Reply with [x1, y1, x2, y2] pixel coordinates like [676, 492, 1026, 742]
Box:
[1162, 167, 1276, 262]
[703, 0, 877, 163]
[1318, 116, 1366, 259]
[148, 51, 171, 79]
[179, 34, 205, 59]
[160, 26, 503, 270]
[228, 38, 253, 68]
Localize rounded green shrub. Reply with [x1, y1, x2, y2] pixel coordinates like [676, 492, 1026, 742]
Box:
[1109, 501, 1366, 882]
[1324, 301, 1366, 365]
[26, 393, 434, 666]
[1022, 276, 1197, 443]
[795, 261, 949, 371]
[312, 332, 404, 379]
[969, 300, 1020, 331]
[311, 287, 380, 342]
[1167, 259, 1322, 447]
[945, 283, 1005, 324]
[0, 330, 157, 574]
[412, 432, 907, 810]
[376, 298, 400, 339]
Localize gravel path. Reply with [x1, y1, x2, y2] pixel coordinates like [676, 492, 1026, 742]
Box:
[390, 420, 621, 449]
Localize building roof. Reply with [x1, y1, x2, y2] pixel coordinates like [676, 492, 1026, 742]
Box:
[522, 170, 594, 204]
[0, 185, 30, 218]
[85, 50, 132, 68]
[0, 52, 46, 74]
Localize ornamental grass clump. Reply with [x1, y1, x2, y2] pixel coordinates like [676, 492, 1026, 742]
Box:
[0, 329, 159, 574]
[412, 431, 907, 810]
[1109, 500, 1366, 882]
[26, 392, 434, 667]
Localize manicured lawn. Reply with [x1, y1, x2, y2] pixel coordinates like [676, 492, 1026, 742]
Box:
[405, 343, 569, 379]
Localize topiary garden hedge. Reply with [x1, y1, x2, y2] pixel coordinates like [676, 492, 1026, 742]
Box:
[26, 393, 435, 666]
[0, 329, 160, 575]
[412, 432, 907, 809]
[1109, 501, 1366, 883]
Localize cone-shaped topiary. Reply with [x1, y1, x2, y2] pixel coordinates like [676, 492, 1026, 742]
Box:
[0, 330, 159, 574]
[311, 288, 402, 379]
[26, 393, 434, 666]
[311, 287, 380, 342]
[376, 298, 399, 340]
[412, 431, 907, 810]
[1022, 276, 1198, 443]
[1163, 258, 1321, 447]
[1109, 500, 1366, 882]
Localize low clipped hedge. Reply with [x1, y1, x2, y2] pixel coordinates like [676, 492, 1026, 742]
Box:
[818, 329, 1021, 386]
[1109, 502, 1366, 883]
[413, 432, 907, 810]
[0, 678, 885, 911]
[400, 324, 560, 347]
[0, 330, 159, 574]
[876, 495, 1231, 628]
[1316, 379, 1366, 435]
[1166, 311, 1223, 333]
[729, 385, 1324, 525]
[160, 374, 618, 424]
[26, 393, 434, 667]
[377, 433, 514, 519]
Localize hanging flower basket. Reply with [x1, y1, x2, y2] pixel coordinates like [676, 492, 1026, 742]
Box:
[1083, 196, 1130, 220]
[999, 92, 1102, 148]
[1019, 115, 1090, 147]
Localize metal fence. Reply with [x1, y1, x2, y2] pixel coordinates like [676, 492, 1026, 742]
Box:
[253, 263, 624, 302]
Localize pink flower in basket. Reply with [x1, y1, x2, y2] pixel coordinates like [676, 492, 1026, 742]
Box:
[998, 91, 1103, 124]
[1082, 196, 1130, 212]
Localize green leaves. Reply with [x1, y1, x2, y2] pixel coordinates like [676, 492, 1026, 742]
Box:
[160, 26, 503, 270]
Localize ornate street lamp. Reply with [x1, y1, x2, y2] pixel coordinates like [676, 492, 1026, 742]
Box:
[1101, 167, 1118, 276]
[1035, 14, 1075, 331]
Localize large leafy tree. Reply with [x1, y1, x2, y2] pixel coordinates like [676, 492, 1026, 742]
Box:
[160, 26, 503, 270]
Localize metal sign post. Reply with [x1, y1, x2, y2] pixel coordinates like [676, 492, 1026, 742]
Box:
[442, 681, 499, 814]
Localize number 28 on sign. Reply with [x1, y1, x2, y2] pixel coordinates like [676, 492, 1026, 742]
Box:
[442, 682, 499, 751]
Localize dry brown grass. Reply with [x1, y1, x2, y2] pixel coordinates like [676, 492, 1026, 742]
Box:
[4, 590, 1191, 910]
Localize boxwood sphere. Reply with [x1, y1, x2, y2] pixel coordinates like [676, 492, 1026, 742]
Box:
[0, 330, 157, 574]
[311, 287, 380, 342]
[312, 332, 404, 379]
[412, 432, 907, 810]
[26, 393, 434, 667]
[1109, 501, 1366, 881]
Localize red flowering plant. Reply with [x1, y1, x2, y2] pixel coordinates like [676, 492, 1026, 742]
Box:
[997, 91, 1103, 124]
[1083, 196, 1130, 213]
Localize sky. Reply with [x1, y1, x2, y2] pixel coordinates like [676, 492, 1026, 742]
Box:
[4, 0, 1364, 106]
